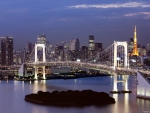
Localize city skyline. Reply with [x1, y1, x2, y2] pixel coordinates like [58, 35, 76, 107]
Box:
[0, 0, 150, 49]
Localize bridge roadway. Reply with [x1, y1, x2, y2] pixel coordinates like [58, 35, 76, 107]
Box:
[0, 65, 21, 68]
[25, 61, 150, 75]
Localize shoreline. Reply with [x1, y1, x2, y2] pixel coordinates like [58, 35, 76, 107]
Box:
[0, 73, 111, 81]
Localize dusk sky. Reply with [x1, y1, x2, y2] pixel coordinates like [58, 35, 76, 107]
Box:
[0, 0, 150, 49]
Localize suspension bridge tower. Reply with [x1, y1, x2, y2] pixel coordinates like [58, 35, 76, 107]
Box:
[34, 43, 46, 80]
[111, 41, 131, 93]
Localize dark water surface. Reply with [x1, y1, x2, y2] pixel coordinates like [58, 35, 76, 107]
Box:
[0, 76, 150, 113]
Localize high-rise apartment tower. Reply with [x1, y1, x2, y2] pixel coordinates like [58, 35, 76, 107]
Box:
[1, 37, 13, 65]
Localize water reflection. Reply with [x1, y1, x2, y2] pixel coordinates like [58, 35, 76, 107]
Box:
[32, 80, 39, 93]
[146, 100, 150, 110]
[22, 81, 24, 89]
[110, 75, 113, 79]
[31, 105, 48, 113]
[31, 80, 47, 93]
[137, 98, 150, 112]
[0, 76, 150, 113]
[124, 93, 129, 113]
[112, 94, 118, 113]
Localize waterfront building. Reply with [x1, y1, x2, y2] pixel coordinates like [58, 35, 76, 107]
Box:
[1, 37, 13, 65]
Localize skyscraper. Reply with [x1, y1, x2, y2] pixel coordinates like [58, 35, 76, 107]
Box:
[147, 44, 150, 51]
[26, 42, 33, 54]
[95, 43, 103, 52]
[89, 35, 95, 50]
[1, 37, 13, 65]
[131, 25, 139, 56]
[69, 38, 80, 51]
[37, 34, 46, 45]
[147, 44, 150, 56]
[128, 38, 134, 55]
[80, 46, 88, 61]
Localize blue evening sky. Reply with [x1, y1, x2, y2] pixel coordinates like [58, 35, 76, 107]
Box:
[0, 0, 150, 49]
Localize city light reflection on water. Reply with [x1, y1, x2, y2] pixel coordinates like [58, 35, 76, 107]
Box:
[112, 94, 118, 113]
[124, 93, 129, 113]
[0, 76, 150, 113]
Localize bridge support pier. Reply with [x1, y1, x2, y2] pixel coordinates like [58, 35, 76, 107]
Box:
[111, 73, 120, 93]
[34, 67, 38, 80]
[124, 75, 128, 91]
[34, 66, 46, 80]
[110, 73, 131, 93]
[42, 66, 46, 80]
[121, 75, 131, 93]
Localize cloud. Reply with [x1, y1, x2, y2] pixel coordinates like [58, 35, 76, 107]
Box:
[6, 8, 29, 13]
[124, 12, 150, 19]
[58, 17, 83, 21]
[59, 18, 70, 21]
[68, 2, 150, 9]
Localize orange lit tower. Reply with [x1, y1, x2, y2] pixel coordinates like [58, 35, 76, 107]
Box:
[131, 25, 139, 56]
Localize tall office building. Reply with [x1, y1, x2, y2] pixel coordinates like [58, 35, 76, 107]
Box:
[37, 34, 46, 45]
[147, 44, 150, 51]
[89, 35, 95, 50]
[140, 46, 147, 56]
[95, 43, 103, 52]
[128, 38, 134, 55]
[64, 42, 70, 50]
[1, 37, 13, 65]
[147, 44, 150, 56]
[13, 50, 22, 65]
[46, 41, 51, 54]
[55, 45, 64, 61]
[80, 46, 88, 61]
[26, 42, 33, 54]
[69, 38, 80, 51]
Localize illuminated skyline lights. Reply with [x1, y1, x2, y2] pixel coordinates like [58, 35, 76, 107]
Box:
[131, 25, 139, 56]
